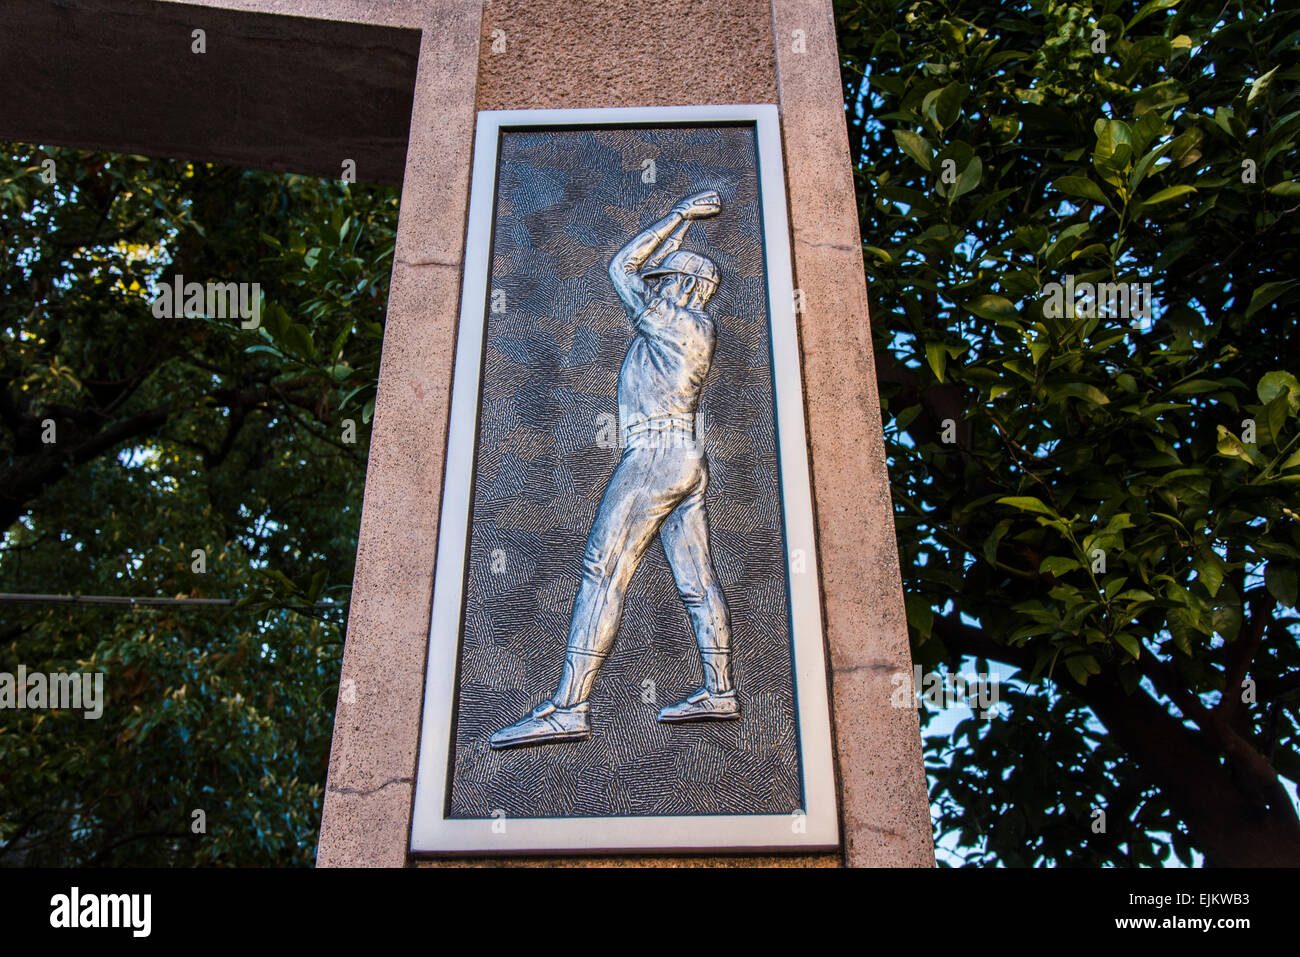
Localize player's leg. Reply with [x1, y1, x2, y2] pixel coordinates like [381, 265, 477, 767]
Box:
[492, 454, 674, 747]
[491, 446, 704, 747]
[657, 472, 739, 721]
[550, 451, 679, 707]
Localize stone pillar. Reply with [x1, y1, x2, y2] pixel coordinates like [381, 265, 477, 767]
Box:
[266, 0, 934, 867]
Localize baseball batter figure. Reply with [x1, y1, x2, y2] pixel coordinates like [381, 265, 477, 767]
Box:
[491, 190, 737, 748]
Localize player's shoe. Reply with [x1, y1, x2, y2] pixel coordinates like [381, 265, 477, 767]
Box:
[489, 700, 591, 749]
[656, 688, 740, 722]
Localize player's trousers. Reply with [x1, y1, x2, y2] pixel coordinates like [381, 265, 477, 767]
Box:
[552, 419, 733, 707]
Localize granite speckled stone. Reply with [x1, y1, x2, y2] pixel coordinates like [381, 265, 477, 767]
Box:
[475, 0, 777, 111]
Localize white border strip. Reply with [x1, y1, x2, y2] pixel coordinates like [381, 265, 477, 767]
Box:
[410, 104, 837, 854]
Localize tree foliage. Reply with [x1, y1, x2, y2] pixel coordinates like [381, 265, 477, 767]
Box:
[0, 147, 396, 865]
[836, 0, 1300, 865]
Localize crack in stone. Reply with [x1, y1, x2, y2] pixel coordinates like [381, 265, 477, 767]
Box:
[397, 257, 459, 269]
[329, 775, 413, 797]
[836, 661, 898, 674]
[860, 821, 904, 838]
[799, 241, 858, 252]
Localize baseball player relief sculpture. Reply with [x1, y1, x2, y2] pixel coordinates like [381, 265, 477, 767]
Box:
[490, 190, 737, 749]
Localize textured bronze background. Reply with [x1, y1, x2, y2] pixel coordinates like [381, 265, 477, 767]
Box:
[447, 125, 802, 818]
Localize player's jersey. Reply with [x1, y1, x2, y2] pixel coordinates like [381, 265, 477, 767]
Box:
[617, 296, 716, 426]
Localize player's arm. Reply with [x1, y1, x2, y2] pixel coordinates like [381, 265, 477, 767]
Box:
[608, 191, 721, 316]
[645, 219, 689, 272]
[608, 211, 683, 316]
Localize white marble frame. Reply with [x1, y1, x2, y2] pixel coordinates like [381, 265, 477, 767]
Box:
[410, 104, 838, 854]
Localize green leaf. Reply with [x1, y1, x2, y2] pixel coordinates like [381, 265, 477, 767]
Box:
[1263, 393, 1290, 447]
[984, 519, 1013, 565]
[1246, 280, 1298, 317]
[922, 83, 967, 132]
[261, 568, 300, 596]
[892, 130, 934, 171]
[964, 294, 1018, 321]
[325, 363, 354, 383]
[1265, 565, 1298, 607]
[895, 404, 922, 430]
[261, 301, 290, 342]
[330, 325, 352, 363]
[1141, 185, 1196, 206]
[1192, 551, 1225, 598]
[1267, 181, 1300, 197]
[1131, 110, 1167, 154]
[1014, 224, 1049, 253]
[1093, 119, 1133, 171]
[284, 324, 316, 360]
[1115, 634, 1142, 660]
[338, 383, 373, 411]
[1065, 654, 1101, 685]
[1129, 140, 1174, 192]
[905, 594, 935, 640]
[1128, 0, 1179, 30]
[926, 341, 948, 382]
[997, 496, 1060, 518]
[244, 344, 283, 358]
[1247, 66, 1279, 108]
[1103, 513, 1135, 532]
[1169, 379, 1226, 395]
[1052, 175, 1109, 205]
[1039, 556, 1080, 577]
[1215, 426, 1255, 464]
[991, 113, 1021, 143]
[1258, 371, 1300, 410]
[1213, 106, 1244, 140]
[1052, 382, 1110, 406]
[1169, 127, 1204, 168]
[950, 156, 983, 200]
[306, 569, 327, 603]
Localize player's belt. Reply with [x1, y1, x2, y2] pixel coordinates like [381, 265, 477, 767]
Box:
[624, 413, 697, 444]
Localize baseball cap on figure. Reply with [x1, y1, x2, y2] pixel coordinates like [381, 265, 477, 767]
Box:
[643, 250, 719, 287]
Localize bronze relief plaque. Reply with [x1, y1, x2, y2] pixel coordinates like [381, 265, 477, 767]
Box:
[411, 106, 837, 854]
